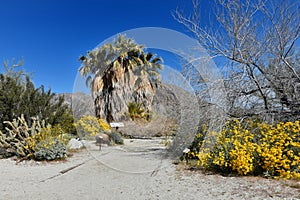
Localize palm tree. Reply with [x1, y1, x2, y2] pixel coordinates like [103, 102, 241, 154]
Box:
[139, 52, 163, 84]
[79, 34, 163, 121]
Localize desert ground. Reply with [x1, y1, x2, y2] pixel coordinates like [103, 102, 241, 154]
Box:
[1, 138, 300, 200]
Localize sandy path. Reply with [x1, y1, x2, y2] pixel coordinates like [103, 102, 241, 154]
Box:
[1, 138, 299, 200]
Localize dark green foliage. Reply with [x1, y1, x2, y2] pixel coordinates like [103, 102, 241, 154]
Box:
[0, 63, 74, 133]
[0, 74, 24, 131]
[54, 113, 77, 135]
[19, 76, 69, 126]
[109, 131, 124, 144]
[189, 133, 204, 154]
[184, 125, 207, 160]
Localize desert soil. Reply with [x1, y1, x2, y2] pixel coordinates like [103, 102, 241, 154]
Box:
[1, 138, 300, 200]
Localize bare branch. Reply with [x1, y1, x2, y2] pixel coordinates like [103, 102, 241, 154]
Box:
[176, 0, 300, 122]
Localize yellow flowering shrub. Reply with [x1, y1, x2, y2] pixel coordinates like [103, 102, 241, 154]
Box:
[25, 124, 69, 160]
[74, 115, 111, 138]
[258, 121, 300, 179]
[189, 120, 300, 179]
[74, 115, 102, 137]
[98, 118, 111, 131]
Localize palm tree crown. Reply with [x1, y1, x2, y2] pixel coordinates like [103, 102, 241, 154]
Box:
[79, 34, 163, 96]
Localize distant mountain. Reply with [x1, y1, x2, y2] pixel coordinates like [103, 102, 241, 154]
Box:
[54, 92, 95, 119]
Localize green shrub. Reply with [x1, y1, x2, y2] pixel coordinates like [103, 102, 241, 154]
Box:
[0, 61, 73, 133]
[127, 102, 151, 121]
[54, 113, 77, 135]
[109, 131, 124, 145]
[187, 125, 206, 159]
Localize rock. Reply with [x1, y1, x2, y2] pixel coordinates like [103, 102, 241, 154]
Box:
[68, 138, 84, 150]
[95, 133, 110, 145]
[70, 92, 95, 120]
[152, 84, 181, 123]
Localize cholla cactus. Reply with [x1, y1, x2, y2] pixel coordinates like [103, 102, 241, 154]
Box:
[0, 114, 44, 158]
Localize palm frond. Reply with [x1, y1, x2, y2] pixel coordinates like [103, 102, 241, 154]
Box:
[151, 57, 163, 64]
[146, 52, 154, 61]
[85, 75, 92, 87]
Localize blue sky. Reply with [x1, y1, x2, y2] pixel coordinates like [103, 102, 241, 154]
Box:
[0, 0, 193, 93]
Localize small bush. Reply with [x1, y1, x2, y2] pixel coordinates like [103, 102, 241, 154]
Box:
[55, 113, 77, 135]
[109, 131, 124, 145]
[30, 125, 69, 161]
[127, 102, 151, 121]
[34, 138, 67, 160]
